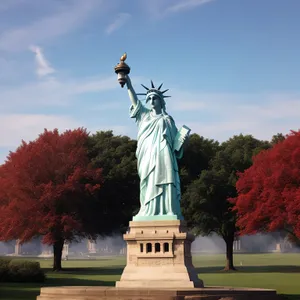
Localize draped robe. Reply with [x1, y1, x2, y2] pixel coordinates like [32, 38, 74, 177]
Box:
[130, 100, 183, 220]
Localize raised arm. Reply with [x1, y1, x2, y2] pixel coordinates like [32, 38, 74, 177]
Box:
[126, 75, 138, 107]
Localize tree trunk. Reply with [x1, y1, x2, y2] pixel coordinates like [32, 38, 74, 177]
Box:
[53, 238, 64, 271]
[223, 235, 236, 271]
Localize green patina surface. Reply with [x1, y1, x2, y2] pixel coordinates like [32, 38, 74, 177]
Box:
[126, 75, 189, 222]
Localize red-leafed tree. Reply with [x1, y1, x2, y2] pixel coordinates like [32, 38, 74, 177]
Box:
[0, 128, 103, 270]
[233, 131, 300, 240]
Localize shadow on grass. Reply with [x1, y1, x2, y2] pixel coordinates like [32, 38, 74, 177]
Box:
[279, 295, 300, 300]
[1, 286, 39, 300]
[45, 277, 115, 287]
[46, 267, 124, 276]
[196, 265, 300, 274]
[1, 278, 116, 300]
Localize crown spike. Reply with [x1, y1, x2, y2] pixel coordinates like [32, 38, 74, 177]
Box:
[161, 89, 169, 94]
[151, 80, 155, 88]
[141, 84, 149, 90]
[158, 83, 163, 90]
[136, 93, 147, 96]
[163, 95, 171, 98]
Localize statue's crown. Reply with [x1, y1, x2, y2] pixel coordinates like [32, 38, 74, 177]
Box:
[136, 81, 170, 99]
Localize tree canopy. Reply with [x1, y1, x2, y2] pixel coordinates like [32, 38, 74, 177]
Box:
[271, 133, 286, 146]
[233, 130, 300, 239]
[179, 133, 219, 191]
[88, 131, 139, 231]
[182, 134, 270, 270]
[0, 128, 103, 270]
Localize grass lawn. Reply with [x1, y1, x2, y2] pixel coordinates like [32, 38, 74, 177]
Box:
[1, 253, 300, 300]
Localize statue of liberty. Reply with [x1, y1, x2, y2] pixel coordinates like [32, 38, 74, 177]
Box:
[125, 75, 190, 221]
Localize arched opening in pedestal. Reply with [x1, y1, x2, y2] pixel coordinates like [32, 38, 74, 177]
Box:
[155, 243, 160, 253]
[163, 242, 169, 252]
[146, 243, 152, 253]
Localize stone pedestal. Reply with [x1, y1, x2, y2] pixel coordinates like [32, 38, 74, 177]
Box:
[62, 242, 69, 259]
[88, 240, 97, 254]
[36, 220, 279, 300]
[37, 286, 279, 300]
[116, 220, 203, 288]
[14, 239, 21, 255]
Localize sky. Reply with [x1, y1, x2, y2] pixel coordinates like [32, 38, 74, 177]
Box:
[1, 0, 300, 163]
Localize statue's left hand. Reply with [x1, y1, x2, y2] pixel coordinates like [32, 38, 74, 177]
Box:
[179, 135, 187, 145]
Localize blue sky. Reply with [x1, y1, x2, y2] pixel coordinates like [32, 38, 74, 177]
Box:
[0, 0, 300, 163]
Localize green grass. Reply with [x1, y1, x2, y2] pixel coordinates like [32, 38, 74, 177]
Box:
[1, 253, 300, 300]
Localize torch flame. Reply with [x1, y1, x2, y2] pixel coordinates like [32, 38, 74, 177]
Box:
[120, 52, 127, 62]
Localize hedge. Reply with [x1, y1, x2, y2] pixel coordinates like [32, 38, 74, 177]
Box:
[0, 258, 45, 282]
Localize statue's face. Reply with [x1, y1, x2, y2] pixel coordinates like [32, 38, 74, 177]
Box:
[147, 94, 162, 112]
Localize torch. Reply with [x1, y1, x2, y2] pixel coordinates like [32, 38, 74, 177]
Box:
[114, 53, 130, 88]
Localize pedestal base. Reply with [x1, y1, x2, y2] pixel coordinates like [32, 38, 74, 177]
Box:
[36, 221, 280, 299]
[116, 220, 203, 288]
[37, 286, 279, 300]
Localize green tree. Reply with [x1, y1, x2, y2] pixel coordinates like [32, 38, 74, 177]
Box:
[88, 131, 139, 232]
[179, 133, 219, 192]
[182, 134, 270, 270]
[271, 133, 286, 145]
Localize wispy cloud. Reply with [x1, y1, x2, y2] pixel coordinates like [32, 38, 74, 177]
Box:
[105, 13, 131, 35]
[169, 91, 300, 141]
[29, 45, 55, 78]
[0, 69, 119, 155]
[166, 0, 215, 13]
[0, 114, 79, 147]
[0, 75, 118, 112]
[141, 0, 214, 18]
[0, 0, 101, 52]
[1, 75, 300, 158]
